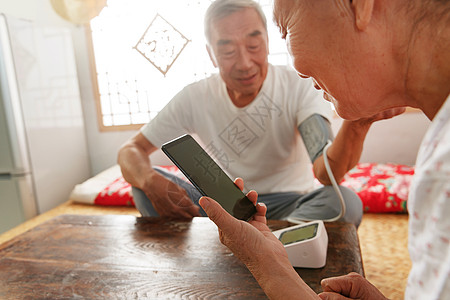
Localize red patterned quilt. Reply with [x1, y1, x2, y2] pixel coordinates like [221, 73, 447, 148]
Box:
[70, 163, 414, 213]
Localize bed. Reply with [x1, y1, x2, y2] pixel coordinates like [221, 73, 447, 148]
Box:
[70, 163, 414, 214]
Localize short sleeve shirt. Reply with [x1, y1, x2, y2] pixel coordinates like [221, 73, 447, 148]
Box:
[141, 64, 332, 194]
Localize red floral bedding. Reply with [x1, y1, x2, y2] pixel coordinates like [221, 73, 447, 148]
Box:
[340, 163, 414, 213]
[70, 163, 414, 213]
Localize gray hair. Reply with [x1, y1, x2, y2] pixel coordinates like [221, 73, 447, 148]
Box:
[204, 0, 267, 44]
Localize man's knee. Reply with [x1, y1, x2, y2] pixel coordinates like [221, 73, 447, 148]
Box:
[289, 185, 362, 227]
[337, 186, 363, 227]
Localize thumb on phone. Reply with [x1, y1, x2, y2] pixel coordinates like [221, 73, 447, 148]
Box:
[199, 196, 239, 232]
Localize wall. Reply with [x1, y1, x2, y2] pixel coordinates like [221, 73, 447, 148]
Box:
[331, 111, 430, 166]
[0, 0, 58, 25]
[0, 0, 171, 175]
[0, 0, 431, 177]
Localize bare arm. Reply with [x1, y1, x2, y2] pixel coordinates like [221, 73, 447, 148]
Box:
[199, 179, 320, 300]
[117, 132, 199, 218]
[313, 108, 406, 185]
[201, 179, 387, 299]
[117, 132, 158, 189]
[313, 119, 369, 185]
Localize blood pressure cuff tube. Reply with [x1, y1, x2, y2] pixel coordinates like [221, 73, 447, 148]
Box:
[298, 114, 334, 163]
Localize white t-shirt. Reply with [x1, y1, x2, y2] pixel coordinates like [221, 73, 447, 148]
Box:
[141, 64, 331, 194]
[405, 95, 450, 299]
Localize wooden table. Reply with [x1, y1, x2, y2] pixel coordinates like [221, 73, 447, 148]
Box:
[0, 215, 363, 299]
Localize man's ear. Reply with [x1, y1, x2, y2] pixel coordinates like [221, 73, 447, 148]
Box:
[206, 45, 218, 68]
[351, 0, 375, 31]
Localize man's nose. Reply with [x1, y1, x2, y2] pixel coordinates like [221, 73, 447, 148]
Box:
[235, 48, 253, 70]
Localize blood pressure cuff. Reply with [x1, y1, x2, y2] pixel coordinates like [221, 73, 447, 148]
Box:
[298, 114, 334, 163]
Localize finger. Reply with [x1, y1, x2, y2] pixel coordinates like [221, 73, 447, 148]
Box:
[199, 196, 240, 235]
[246, 190, 258, 205]
[382, 107, 406, 119]
[395, 107, 406, 114]
[154, 181, 187, 216]
[318, 292, 351, 300]
[321, 277, 346, 293]
[255, 202, 267, 214]
[150, 196, 171, 217]
[164, 200, 196, 219]
[169, 201, 199, 218]
[167, 184, 200, 217]
[172, 193, 201, 216]
[156, 194, 196, 219]
[178, 204, 201, 217]
[252, 202, 267, 223]
[189, 205, 201, 216]
[320, 272, 362, 294]
[234, 178, 244, 191]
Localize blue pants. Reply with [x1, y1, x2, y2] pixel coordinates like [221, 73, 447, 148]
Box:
[133, 168, 363, 228]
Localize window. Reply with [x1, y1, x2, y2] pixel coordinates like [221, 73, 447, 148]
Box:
[88, 0, 290, 131]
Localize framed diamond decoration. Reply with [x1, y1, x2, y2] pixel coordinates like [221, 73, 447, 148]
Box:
[134, 13, 191, 76]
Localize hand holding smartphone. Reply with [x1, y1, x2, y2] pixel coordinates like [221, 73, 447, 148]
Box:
[161, 134, 256, 221]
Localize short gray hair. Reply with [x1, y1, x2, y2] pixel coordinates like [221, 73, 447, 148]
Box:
[204, 0, 267, 44]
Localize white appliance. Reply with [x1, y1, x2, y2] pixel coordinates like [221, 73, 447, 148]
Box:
[272, 220, 328, 268]
[0, 14, 90, 234]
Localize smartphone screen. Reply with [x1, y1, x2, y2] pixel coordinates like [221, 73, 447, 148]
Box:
[161, 134, 256, 220]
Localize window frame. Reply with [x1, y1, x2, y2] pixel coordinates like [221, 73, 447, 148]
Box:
[86, 25, 144, 132]
[85, 1, 291, 132]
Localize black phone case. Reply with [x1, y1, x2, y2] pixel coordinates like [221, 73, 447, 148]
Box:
[161, 134, 256, 221]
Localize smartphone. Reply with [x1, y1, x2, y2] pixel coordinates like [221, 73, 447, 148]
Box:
[161, 134, 256, 220]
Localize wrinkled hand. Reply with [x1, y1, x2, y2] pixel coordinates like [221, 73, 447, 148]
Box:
[144, 172, 200, 218]
[319, 272, 388, 300]
[199, 178, 288, 270]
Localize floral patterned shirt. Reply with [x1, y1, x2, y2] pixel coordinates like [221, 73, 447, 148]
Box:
[405, 95, 450, 299]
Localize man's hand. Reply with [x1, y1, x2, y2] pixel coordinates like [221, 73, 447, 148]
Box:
[319, 272, 388, 300]
[118, 133, 199, 218]
[314, 107, 407, 185]
[143, 171, 200, 218]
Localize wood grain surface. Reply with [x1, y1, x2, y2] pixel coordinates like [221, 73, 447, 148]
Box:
[0, 215, 363, 299]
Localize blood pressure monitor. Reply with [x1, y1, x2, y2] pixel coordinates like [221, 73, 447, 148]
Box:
[272, 220, 328, 268]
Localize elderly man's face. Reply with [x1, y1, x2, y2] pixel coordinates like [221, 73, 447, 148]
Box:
[273, 0, 396, 120]
[207, 8, 269, 105]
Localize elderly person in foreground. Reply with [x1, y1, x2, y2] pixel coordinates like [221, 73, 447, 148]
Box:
[199, 0, 450, 299]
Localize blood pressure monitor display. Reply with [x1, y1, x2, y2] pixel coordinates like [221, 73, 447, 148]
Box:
[278, 223, 318, 245]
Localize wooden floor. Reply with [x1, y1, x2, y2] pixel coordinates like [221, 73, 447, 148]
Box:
[0, 201, 410, 300]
